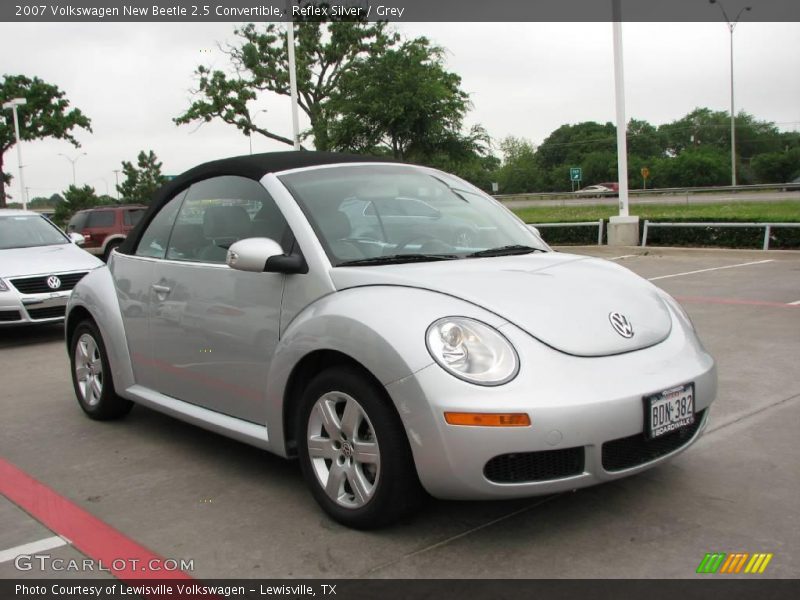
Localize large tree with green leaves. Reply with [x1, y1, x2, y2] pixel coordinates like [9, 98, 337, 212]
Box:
[53, 185, 101, 225]
[326, 38, 473, 161]
[0, 74, 92, 207]
[117, 150, 167, 205]
[175, 20, 397, 150]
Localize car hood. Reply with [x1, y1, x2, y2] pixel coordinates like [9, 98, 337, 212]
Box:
[330, 253, 672, 357]
[0, 243, 102, 278]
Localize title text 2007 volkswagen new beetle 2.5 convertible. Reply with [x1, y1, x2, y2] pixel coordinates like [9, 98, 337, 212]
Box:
[66, 152, 716, 528]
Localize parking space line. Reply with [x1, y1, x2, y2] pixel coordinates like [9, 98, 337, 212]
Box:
[608, 254, 638, 260]
[647, 259, 773, 281]
[788, 300, 800, 306]
[0, 536, 67, 564]
[676, 296, 800, 309]
[0, 458, 192, 581]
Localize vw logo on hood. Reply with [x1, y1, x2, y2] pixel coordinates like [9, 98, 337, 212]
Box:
[47, 275, 62, 290]
[609, 312, 634, 338]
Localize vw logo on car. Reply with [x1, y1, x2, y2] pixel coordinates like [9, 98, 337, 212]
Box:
[47, 275, 62, 290]
[609, 311, 634, 338]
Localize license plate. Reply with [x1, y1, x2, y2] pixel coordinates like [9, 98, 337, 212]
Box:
[644, 383, 695, 439]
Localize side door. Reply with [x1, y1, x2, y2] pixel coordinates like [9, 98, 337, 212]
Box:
[149, 175, 290, 423]
[114, 189, 187, 390]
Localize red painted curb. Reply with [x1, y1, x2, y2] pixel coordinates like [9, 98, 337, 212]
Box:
[0, 457, 192, 583]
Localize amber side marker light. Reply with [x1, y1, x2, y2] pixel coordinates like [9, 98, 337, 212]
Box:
[444, 412, 531, 427]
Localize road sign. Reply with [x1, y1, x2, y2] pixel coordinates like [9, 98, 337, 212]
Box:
[570, 167, 582, 182]
[640, 167, 650, 179]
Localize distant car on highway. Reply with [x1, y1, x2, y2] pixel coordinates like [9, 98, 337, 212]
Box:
[0, 209, 102, 326]
[576, 184, 615, 197]
[67, 205, 146, 261]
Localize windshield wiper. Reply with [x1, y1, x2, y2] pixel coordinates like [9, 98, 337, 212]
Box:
[466, 245, 546, 258]
[338, 253, 459, 267]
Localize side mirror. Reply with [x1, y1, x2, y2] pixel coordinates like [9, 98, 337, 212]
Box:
[69, 232, 86, 246]
[528, 225, 542, 238]
[226, 238, 307, 274]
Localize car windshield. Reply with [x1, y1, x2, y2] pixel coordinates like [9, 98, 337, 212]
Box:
[279, 164, 547, 266]
[0, 215, 69, 250]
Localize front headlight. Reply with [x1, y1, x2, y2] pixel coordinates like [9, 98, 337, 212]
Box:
[426, 317, 519, 386]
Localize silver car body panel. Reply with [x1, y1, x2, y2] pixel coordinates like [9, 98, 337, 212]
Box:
[65, 164, 717, 499]
[330, 253, 672, 357]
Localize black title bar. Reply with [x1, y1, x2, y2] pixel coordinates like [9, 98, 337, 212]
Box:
[4, 0, 800, 23]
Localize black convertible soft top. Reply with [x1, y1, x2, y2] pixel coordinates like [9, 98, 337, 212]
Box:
[118, 151, 390, 255]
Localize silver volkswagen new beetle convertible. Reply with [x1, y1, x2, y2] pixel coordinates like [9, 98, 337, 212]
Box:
[65, 152, 716, 528]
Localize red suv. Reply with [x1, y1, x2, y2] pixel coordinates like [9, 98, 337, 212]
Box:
[67, 205, 146, 260]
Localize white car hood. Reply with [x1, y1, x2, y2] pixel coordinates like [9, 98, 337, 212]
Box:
[1, 243, 102, 278]
[330, 253, 672, 357]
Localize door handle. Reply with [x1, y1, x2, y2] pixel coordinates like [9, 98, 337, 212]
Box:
[151, 284, 171, 297]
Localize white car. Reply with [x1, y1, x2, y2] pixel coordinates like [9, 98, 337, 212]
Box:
[0, 210, 102, 326]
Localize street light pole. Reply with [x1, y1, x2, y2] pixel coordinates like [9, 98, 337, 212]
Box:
[2, 98, 27, 210]
[113, 169, 120, 200]
[287, 21, 301, 151]
[709, 0, 752, 187]
[58, 152, 87, 186]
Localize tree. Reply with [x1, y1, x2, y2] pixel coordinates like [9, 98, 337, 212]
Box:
[175, 20, 397, 150]
[53, 185, 101, 225]
[1, 74, 92, 207]
[117, 150, 167, 205]
[751, 149, 800, 183]
[327, 38, 472, 160]
[494, 137, 542, 194]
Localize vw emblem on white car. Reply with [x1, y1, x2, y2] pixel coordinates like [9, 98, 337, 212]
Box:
[609, 312, 634, 338]
[47, 275, 62, 290]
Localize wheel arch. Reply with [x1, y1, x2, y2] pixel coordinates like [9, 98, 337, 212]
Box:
[281, 349, 387, 458]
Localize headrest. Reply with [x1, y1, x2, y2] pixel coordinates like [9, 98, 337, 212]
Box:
[202, 205, 251, 239]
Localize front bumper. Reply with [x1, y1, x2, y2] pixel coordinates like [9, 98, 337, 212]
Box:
[0, 272, 89, 326]
[386, 307, 717, 500]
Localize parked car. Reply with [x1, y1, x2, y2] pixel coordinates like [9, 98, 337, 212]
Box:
[65, 152, 716, 528]
[0, 209, 103, 326]
[67, 205, 146, 261]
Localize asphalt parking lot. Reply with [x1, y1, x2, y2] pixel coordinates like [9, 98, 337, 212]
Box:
[1, 246, 798, 580]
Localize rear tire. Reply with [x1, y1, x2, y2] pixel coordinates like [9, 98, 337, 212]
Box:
[296, 366, 424, 529]
[70, 320, 133, 420]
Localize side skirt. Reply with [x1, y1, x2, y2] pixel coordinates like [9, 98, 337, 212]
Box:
[123, 385, 272, 451]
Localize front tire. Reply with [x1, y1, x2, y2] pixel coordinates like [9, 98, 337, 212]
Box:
[296, 366, 423, 528]
[70, 320, 133, 420]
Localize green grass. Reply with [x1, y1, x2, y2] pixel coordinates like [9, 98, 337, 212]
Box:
[511, 200, 800, 224]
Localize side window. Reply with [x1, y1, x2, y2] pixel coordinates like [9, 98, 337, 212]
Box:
[86, 211, 115, 228]
[124, 209, 144, 226]
[67, 212, 87, 232]
[135, 190, 187, 259]
[166, 175, 290, 264]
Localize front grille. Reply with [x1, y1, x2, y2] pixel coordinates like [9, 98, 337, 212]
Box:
[0, 310, 22, 322]
[602, 410, 706, 472]
[10, 272, 88, 294]
[26, 305, 66, 320]
[484, 447, 585, 483]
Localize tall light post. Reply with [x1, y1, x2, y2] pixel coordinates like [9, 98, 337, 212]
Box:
[58, 152, 87, 186]
[287, 20, 301, 150]
[709, 0, 752, 187]
[113, 169, 121, 200]
[2, 97, 27, 210]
